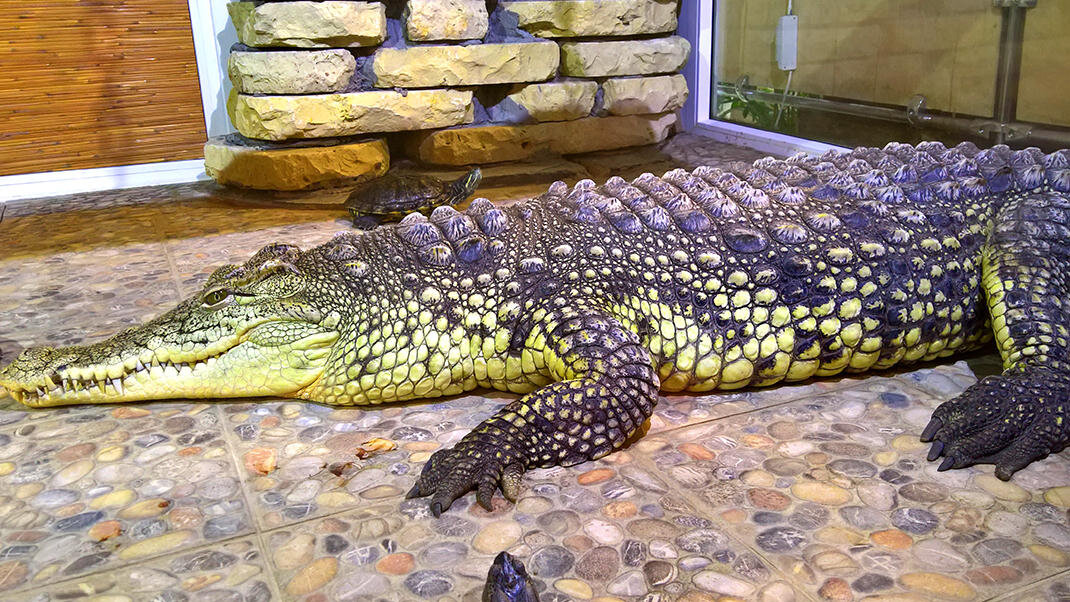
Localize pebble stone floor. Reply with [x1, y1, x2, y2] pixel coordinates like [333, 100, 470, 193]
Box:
[0, 135, 1068, 602]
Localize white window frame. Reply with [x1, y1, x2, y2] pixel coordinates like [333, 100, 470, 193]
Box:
[188, 0, 237, 140]
[0, 1, 233, 203]
[679, 0, 847, 158]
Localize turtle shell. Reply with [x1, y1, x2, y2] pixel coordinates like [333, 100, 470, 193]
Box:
[344, 174, 447, 217]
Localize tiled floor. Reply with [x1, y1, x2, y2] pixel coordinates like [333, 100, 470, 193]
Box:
[1, 136, 1068, 601]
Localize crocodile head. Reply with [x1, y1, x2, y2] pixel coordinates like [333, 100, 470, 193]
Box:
[0, 243, 343, 407]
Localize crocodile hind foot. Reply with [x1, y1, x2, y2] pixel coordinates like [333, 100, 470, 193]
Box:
[921, 367, 1070, 480]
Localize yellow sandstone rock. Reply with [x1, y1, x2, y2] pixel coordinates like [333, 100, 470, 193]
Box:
[406, 0, 488, 41]
[118, 531, 193, 560]
[285, 557, 338, 595]
[228, 50, 355, 95]
[486, 80, 598, 123]
[502, 0, 678, 37]
[373, 41, 560, 88]
[899, 572, 976, 600]
[230, 89, 473, 140]
[602, 74, 689, 116]
[204, 136, 389, 191]
[560, 36, 691, 77]
[228, 1, 386, 48]
[404, 113, 677, 165]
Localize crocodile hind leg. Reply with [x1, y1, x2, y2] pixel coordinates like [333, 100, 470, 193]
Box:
[407, 308, 658, 515]
[923, 191, 1070, 479]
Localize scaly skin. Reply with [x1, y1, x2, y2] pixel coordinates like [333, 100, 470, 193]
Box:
[2, 141, 1069, 515]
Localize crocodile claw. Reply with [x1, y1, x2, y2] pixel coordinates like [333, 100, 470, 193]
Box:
[926, 440, 944, 461]
[920, 417, 942, 442]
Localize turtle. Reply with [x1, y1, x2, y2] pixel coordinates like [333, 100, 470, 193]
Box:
[482, 552, 539, 602]
[344, 167, 482, 230]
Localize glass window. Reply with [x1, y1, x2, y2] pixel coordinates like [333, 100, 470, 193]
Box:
[711, 1, 1070, 153]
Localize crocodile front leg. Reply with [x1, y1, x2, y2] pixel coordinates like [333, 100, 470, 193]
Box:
[407, 308, 658, 515]
[923, 191, 1070, 479]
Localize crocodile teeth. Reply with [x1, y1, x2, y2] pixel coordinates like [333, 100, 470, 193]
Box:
[136, 359, 146, 372]
[36, 387, 47, 398]
[96, 380, 107, 394]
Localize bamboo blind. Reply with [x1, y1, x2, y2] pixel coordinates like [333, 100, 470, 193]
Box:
[0, 1, 208, 176]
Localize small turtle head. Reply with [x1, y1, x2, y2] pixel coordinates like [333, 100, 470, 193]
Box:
[483, 551, 539, 602]
[447, 167, 483, 204]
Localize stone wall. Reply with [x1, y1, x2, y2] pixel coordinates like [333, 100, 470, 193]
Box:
[207, 0, 690, 190]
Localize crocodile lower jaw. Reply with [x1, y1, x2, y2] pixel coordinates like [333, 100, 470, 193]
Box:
[3, 328, 339, 407]
[8, 352, 225, 406]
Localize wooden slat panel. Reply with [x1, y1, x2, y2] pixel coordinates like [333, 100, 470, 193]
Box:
[0, 1, 208, 176]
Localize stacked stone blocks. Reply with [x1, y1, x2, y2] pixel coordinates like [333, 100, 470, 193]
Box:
[211, 0, 690, 189]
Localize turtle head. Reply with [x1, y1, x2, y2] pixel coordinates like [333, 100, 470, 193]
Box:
[483, 552, 540, 602]
[449, 167, 483, 203]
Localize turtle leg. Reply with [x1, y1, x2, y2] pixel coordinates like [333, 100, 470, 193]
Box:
[349, 211, 381, 231]
[922, 191, 1070, 479]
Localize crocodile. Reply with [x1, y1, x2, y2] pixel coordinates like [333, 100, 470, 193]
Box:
[2, 141, 1068, 516]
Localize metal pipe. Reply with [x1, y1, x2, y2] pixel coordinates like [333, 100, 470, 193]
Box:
[717, 82, 1070, 147]
[993, 4, 1029, 141]
[719, 84, 910, 123]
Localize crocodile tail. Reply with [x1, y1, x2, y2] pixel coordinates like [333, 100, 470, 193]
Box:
[445, 168, 483, 205]
[774, 142, 1070, 204]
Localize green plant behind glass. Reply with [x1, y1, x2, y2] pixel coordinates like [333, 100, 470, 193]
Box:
[717, 84, 800, 134]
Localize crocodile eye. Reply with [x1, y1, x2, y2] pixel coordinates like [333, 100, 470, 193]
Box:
[202, 289, 230, 308]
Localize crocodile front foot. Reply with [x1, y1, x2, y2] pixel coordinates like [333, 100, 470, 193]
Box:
[921, 367, 1070, 480]
[407, 438, 525, 517]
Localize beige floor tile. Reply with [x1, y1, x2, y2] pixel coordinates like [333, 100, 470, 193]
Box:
[5, 535, 276, 601]
[644, 377, 1070, 601]
[0, 405, 255, 596]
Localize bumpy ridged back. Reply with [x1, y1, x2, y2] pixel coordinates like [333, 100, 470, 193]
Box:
[326, 142, 1070, 274]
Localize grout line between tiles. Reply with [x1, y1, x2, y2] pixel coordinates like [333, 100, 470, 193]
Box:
[8, 404, 260, 596]
[626, 436, 822, 602]
[250, 519, 288, 601]
[152, 216, 195, 301]
[213, 403, 288, 601]
[650, 379, 875, 439]
[985, 567, 1070, 601]
[8, 529, 265, 597]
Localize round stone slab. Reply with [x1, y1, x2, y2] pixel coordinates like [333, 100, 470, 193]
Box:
[204, 135, 389, 191]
